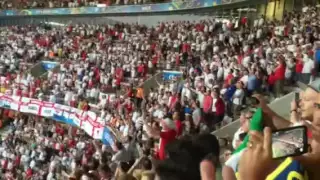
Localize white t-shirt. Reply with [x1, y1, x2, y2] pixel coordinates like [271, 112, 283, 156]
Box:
[204, 73, 215, 87]
[242, 56, 251, 68]
[225, 150, 245, 172]
[232, 128, 244, 149]
[197, 92, 204, 108]
[217, 67, 224, 80]
[211, 98, 217, 112]
[240, 75, 248, 86]
[181, 87, 192, 102]
[232, 89, 244, 105]
[302, 59, 314, 74]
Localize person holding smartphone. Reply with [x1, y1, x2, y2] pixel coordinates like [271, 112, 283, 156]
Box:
[231, 110, 252, 149]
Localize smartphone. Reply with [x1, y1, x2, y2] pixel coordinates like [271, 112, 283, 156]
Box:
[295, 92, 300, 107]
[251, 97, 260, 106]
[272, 126, 308, 159]
[239, 132, 248, 141]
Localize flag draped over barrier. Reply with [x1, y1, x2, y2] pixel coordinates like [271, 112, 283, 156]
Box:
[0, 93, 115, 145]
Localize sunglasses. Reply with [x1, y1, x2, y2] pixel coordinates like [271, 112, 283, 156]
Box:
[245, 116, 252, 119]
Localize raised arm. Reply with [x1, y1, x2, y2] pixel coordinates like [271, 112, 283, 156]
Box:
[127, 156, 145, 174]
[253, 94, 291, 129]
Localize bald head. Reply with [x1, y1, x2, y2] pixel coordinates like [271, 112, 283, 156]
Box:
[300, 88, 318, 121]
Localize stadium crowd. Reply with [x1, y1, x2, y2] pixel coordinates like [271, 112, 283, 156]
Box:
[0, 4, 318, 180]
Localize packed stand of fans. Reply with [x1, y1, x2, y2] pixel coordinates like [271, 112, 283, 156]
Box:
[0, 4, 319, 180]
[0, 0, 169, 9]
[0, 9, 319, 136]
[0, 109, 224, 180]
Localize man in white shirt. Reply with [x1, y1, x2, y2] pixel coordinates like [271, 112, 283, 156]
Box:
[239, 70, 249, 87]
[301, 54, 314, 84]
[204, 70, 215, 87]
[232, 110, 252, 149]
[232, 82, 245, 116]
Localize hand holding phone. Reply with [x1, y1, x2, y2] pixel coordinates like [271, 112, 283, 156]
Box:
[239, 132, 248, 141]
[272, 126, 308, 159]
[251, 96, 260, 106]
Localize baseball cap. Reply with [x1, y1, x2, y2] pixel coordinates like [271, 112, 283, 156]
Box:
[297, 81, 320, 93]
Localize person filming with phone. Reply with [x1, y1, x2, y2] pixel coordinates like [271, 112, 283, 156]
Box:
[239, 122, 320, 180]
[236, 83, 320, 180]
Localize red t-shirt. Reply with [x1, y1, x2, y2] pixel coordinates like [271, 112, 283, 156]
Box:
[16, 89, 22, 96]
[81, 51, 87, 60]
[203, 95, 212, 113]
[175, 55, 180, 66]
[26, 168, 32, 178]
[70, 100, 77, 107]
[115, 78, 121, 86]
[241, 17, 247, 25]
[2, 159, 8, 169]
[237, 55, 243, 64]
[14, 156, 20, 167]
[268, 74, 276, 85]
[158, 130, 176, 160]
[68, 139, 76, 148]
[35, 79, 41, 87]
[296, 60, 303, 73]
[125, 103, 133, 114]
[182, 43, 190, 53]
[137, 65, 144, 73]
[115, 68, 123, 80]
[274, 63, 286, 80]
[3, 109, 9, 116]
[215, 98, 225, 116]
[225, 74, 234, 85]
[127, 89, 133, 98]
[82, 104, 89, 111]
[152, 56, 158, 65]
[169, 96, 177, 110]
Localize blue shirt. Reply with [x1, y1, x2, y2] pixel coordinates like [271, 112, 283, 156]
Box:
[266, 157, 308, 180]
[315, 49, 320, 63]
[235, 157, 308, 180]
[247, 75, 257, 91]
[225, 85, 236, 102]
[184, 107, 192, 115]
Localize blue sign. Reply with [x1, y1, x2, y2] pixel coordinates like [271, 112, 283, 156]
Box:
[52, 113, 76, 126]
[0, 0, 237, 16]
[0, 100, 11, 109]
[102, 127, 115, 146]
[42, 61, 59, 71]
[163, 70, 183, 81]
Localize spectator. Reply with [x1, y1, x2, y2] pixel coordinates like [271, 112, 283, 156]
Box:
[274, 57, 286, 97]
[232, 81, 245, 117]
[232, 110, 252, 149]
[145, 117, 176, 160]
[301, 53, 314, 84]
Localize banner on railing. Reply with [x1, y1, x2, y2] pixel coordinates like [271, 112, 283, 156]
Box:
[42, 61, 59, 71]
[0, 93, 115, 145]
[0, 0, 246, 16]
[163, 70, 183, 81]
